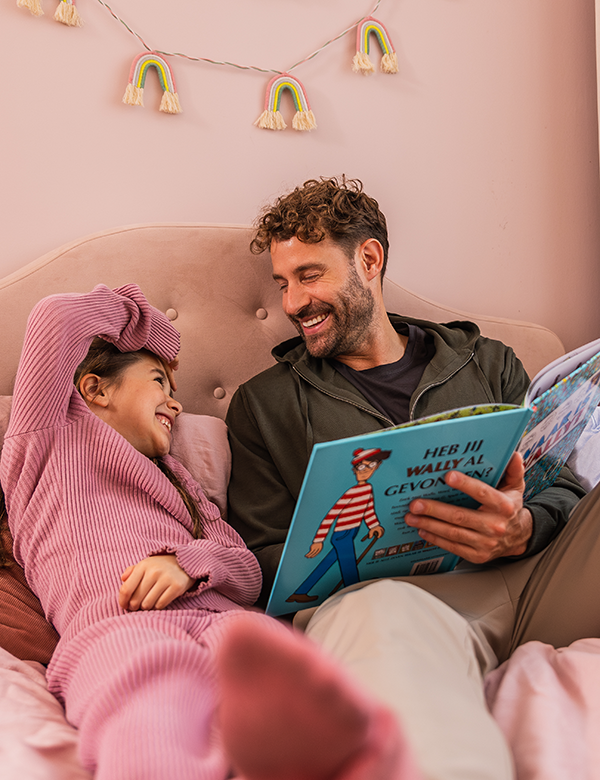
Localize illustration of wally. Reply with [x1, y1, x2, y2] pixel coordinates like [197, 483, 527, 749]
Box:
[286, 447, 391, 604]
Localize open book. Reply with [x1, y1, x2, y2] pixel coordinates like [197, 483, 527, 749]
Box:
[266, 337, 600, 616]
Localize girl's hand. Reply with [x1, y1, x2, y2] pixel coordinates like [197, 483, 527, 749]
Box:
[165, 356, 179, 393]
[119, 554, 195, 611]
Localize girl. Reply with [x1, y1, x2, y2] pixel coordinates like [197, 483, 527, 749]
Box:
[0, 284, 418, 780]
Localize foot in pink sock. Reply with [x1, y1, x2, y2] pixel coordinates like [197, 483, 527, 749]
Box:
[217, 616, 421, 780]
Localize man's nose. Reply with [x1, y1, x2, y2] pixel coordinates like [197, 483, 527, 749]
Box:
[283, 282, 310, 316]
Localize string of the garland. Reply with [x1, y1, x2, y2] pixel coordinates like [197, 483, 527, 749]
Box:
[18, 0, 398, 130]
[94, 0, 382, 74]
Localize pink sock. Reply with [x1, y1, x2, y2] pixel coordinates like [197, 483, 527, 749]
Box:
[217, 616, 421, 780]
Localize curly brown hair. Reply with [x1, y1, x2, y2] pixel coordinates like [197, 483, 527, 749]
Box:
[250, 176, 389, 278]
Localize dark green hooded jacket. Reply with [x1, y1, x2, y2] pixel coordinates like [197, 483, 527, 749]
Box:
[226, 315, 585, 606]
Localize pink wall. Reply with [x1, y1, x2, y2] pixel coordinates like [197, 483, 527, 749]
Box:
[1, 0, 599, 352]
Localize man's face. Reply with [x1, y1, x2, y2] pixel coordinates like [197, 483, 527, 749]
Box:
[271, 237, 375, 360]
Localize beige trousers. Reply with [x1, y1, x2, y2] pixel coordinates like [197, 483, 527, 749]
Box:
[297, 485, 600, 780]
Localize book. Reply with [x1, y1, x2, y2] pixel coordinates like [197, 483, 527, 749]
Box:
[265, 338, 600, 617]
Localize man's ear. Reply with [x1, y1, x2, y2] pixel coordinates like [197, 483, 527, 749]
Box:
[357, 239, 384, 282]
[79, 374, 110, 408]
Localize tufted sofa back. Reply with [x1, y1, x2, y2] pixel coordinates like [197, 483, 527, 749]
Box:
[0, 223, 565, 419]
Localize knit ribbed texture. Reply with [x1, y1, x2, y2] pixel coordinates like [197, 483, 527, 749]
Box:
[0, 286, 263, 776]
[1, 284, 261, 642]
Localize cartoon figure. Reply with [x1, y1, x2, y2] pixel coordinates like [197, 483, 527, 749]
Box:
[286, 447, 391, 604]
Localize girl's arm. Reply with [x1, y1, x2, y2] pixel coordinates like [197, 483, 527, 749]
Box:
[128, 512, 263, 609]
[7, 285, 179, 437]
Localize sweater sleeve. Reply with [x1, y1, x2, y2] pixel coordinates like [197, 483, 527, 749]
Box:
[171, 518, 263, 607]
[7, 284, 180, 437]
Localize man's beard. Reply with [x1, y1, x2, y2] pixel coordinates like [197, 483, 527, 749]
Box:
[288, 263, 376, 359]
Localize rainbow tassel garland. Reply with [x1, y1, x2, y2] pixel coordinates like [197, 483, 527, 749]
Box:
[352, 17, 398, 75]
[255, 73, 316, 132]
[123, 52, 182, 114]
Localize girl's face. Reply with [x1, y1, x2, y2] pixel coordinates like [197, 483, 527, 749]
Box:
[97, 354, 182, 458]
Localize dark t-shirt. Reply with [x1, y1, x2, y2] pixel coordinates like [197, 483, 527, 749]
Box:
[331, 323, 434, 425]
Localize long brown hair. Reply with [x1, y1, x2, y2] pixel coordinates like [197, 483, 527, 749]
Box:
[75, 338, 204, 539]
[0, 488, 13, 568]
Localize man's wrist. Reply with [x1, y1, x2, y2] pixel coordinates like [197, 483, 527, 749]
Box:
[504, 507, 533, 557]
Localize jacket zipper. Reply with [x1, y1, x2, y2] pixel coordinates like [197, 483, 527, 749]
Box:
[409, 351, 475, 421]
[293, 350, 476, 426]
[291, 365, 393, 426]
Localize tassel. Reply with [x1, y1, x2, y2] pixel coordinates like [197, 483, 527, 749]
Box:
[17, 0, 44, 16]
[254, 110, 287, 131]
[123, 83, 144, 107]
[159, 90, 182, 114]
[54, 0, 82, 26]
[292, 110, 317, 132]
[352, 51, 375, 75]
[381, 52, 399, 74]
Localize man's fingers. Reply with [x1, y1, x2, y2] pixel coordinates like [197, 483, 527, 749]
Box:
[497, 451, 526, 490]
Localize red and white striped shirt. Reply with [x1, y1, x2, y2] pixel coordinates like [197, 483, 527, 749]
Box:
[313, 483, 379, 544]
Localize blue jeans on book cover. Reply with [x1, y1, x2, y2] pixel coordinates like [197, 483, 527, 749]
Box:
[294, 527, 360, 596]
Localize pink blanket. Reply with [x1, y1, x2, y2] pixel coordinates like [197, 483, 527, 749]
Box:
[0, 646, 90, 779]
[2, 636, 600, 779]
[485, 638, 600, 780]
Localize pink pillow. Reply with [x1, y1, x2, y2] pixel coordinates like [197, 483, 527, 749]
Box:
[170, 411, 230, 517]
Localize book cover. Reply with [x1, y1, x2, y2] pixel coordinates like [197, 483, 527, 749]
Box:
[266, 404, 532, 616]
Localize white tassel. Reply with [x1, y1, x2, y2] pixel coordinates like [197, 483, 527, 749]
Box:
[54, 1, 82, 26]
[292, 110, 317, 132]
[381, 52, 399, 74]
[160, 91, 182, 114]
[254, 110, 287, 131]
[17, 0, 44, 17]
[352, 51, 375, 75]
[123, 84, 144, 107]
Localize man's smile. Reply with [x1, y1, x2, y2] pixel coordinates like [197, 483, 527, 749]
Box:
[301, 313, 329, 330]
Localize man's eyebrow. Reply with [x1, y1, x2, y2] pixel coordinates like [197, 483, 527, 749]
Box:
[272, 263, 327, 281]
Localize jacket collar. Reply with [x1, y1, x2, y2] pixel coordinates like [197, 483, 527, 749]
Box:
[271, 314, 481, 419]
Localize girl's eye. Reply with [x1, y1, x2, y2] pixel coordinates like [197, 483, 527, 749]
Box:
[155, 377, 165, 386]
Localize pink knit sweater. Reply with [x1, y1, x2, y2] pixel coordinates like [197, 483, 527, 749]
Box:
[0, 285, 261, 645]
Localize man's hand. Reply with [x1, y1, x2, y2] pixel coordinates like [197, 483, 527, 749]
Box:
[368, 524, 385, 540]
[119, 554, 195, 611]
[404, 452, 532, 564]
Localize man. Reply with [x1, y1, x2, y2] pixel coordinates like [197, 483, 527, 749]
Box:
[226, 177, 596, 779]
